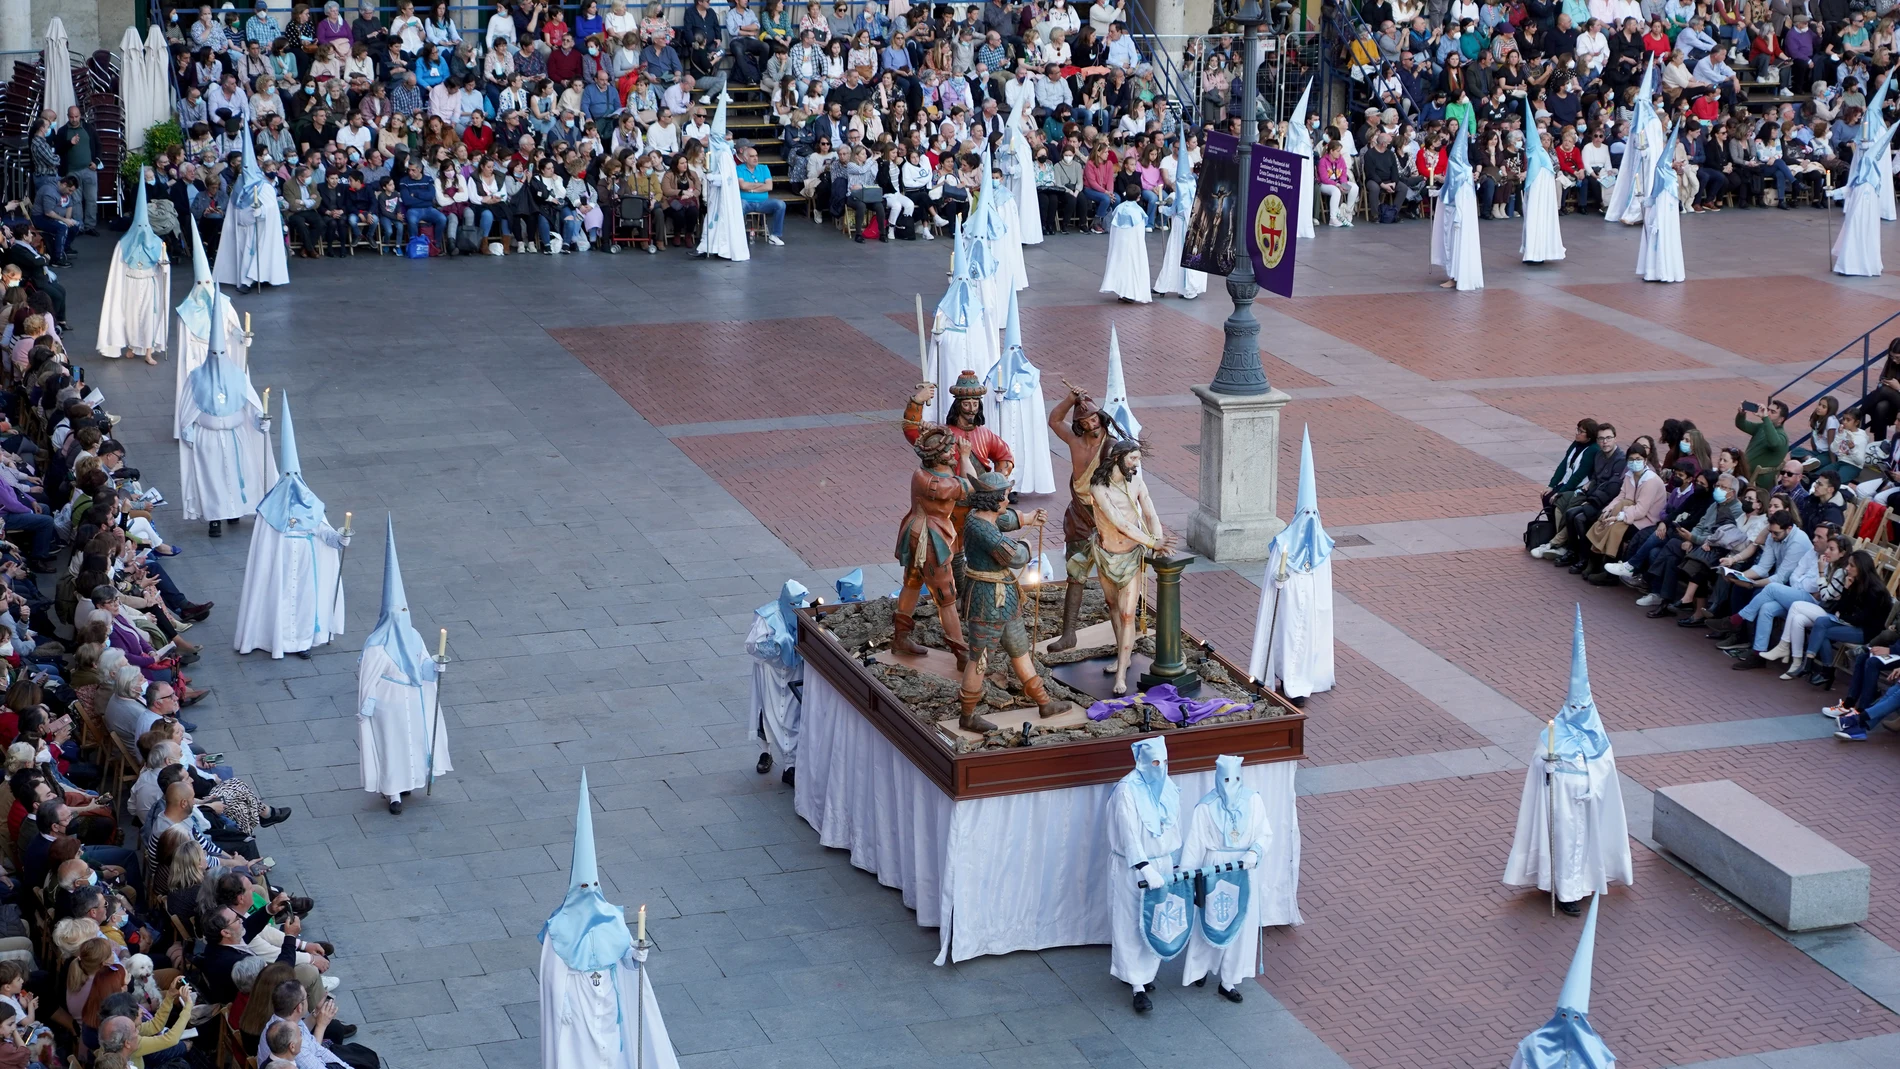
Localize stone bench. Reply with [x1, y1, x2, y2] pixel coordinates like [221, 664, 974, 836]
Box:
[1652, 779, 1869, 932]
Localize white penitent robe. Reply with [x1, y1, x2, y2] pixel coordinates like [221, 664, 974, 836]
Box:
[177, 385, 277, 522]
[697, 145, 750, 262]
[214, 192, 291, 288]
[1100, 204, 1152, 303]
[1105, 780, 1182, 989]
[1520, 169, 1566, 264]
[538, 939, 679, 1069]
[1295, 152, 1317, 240]
[1153, 190, 1208, 299]
[97, 257, 170, 357]
[1010, 144, 1043, 245]
[1637, 186, 1684, 283]
[744, 614, 801, 766]
[1178, 794, 1271, 990]
[357, 645, 450, 798]
[1502, 747, 1635, 902]
[1833, 182, 1885, 277]
[233, 520, 345, 657]
[986, 379, 1057, 496]
[1247, 547, 1336, 699]
[992, 204, 1029, 293]
[1881, 148, 1896, 222]
[1430, 183, 1484, 290]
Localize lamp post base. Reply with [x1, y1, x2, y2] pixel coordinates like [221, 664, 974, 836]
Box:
[1186, 384, 1291, 562]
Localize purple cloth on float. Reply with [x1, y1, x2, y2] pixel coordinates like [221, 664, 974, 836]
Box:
[1086, 684, 1250, 724]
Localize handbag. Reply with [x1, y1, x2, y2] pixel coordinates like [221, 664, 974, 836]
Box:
[1522, 512, 1555, 550]
[405, 235, 431, 258]
[330, 1042, 381, 1069]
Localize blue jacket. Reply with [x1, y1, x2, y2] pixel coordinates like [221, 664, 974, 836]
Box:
[397, 174, 436, 211]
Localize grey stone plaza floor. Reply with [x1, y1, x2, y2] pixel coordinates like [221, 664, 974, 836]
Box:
[58, 208, 1900, 1069]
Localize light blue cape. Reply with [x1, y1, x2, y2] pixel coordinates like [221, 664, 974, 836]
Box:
[174, 216, 220, 340]
[254, 392, 329, 533]
[1511, 896, 1617, 1069]
[1270, 426, 1334, 572]
[363, 515, 438, 688]
[1197, 754, 1257, 848]
[984, 288, 1040, 402]
[1542, 606, 1611, 762]
[1121, 736, 1180, 838]
[540, 769, 634, 972]
[118, 177, 165, 270]
[752, 580, 810, 672]
[183, 290, 247, 417]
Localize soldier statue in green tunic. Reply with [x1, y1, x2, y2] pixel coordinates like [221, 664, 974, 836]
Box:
[957, 471, 1074, 732]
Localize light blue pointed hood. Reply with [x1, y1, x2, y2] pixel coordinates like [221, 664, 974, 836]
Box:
[540, 770, 633, 972]
[1444, 124, 1472, 201]
[174, 216, 220, 339]
[1271, 427, 1333, 572]
[1650, 118, 1681, 202]
[1197, 753, 1256, 848]
[1525, 99, 1554, 184]
[1172, 130, 1196, 206]
[1511, 896, 1617, 1069]
[753, 579, 810, 672]
[183, 288, 248, 417]
[254, 392, 329, 533]
[937, 217, 985, 332]
[1542, 606, 1611, 762]
[711, 91, 730, 152]
[1121, 735, 1179, 838]
[972, 141, 1008, 239]
[1102, 325, 1141, 438]
[363, 515, 437, 687]
[118, 174, 165, 270]
[232, 112, 269, 208]
[985, 288, 1039, 401]
[1286, 78, 1314, 158]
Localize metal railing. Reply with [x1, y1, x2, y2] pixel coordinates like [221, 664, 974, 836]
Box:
[1115, 31, 1311, 128]
[1771, 311, 1900, 450]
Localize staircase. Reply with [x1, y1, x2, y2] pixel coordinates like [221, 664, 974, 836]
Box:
[720, 80, 808, 211]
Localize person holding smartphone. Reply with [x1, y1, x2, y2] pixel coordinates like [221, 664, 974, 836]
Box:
[1735, 398, 1790, 490]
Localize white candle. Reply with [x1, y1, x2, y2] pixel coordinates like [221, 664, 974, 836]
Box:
[437, 628, 448, 659]
[244, 311, 252, 334]
[637, 904, 646, 942]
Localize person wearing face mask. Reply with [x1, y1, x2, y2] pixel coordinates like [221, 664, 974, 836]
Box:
[1041, 144, 1086, 232]
[1105, 736, 1181, 1014]
[1626, 467, 1747, 618]
[1575, 443, 1666, 581]
[1177, 754, 1270, 1002]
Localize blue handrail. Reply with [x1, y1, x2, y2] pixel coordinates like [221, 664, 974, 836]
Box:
[1770, 308, 1900, 449]
[1119, 4, 1197, 126]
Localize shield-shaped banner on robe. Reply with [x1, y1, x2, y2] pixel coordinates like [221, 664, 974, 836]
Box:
[1142, 880, 1192, 959]
[1196, 868, 1250, 948]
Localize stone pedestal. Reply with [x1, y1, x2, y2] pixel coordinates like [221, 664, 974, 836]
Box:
[1186, 385, 1291, 562]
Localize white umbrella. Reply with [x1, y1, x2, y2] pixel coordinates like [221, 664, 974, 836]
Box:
[41, 17, 76, 121]
[142, 25, 173, 141]
[118, 26, 147, 151]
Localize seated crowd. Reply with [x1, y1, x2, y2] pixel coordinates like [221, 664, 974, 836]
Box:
[1529, 344, 1900, 742]
[1328, 1, 1895, 224]
[0, 292, 360, 1068]
[32, 0, 1212, 261]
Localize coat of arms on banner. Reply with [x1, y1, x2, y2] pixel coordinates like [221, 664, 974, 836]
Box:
[1198, 869, 1251, 948]
[1142, 883, 1191, 959]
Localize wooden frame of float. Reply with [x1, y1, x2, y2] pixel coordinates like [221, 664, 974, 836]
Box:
[797, 600, 1306, 800]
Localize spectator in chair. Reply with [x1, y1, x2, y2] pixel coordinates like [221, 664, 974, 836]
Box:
[1714, 509, 1820, 669]
[1786, 549, 1891, 688]
[1574, 441, 1666, 580]
[1548, 424, 1628, 568]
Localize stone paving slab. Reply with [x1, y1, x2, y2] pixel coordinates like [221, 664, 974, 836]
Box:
[49, 203, 1900, 1069]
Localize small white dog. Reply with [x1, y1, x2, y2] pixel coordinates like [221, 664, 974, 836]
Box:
[125, 953, 162, 1016]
